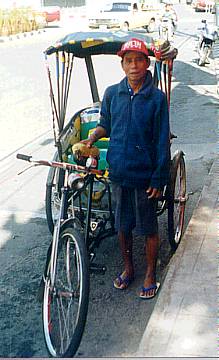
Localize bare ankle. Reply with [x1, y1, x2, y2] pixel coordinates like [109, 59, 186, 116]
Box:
[124, 267, 134, 278]
[144, 272, 156, 286]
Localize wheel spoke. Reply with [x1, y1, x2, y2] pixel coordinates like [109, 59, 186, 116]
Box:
[56, 295, 72, 353]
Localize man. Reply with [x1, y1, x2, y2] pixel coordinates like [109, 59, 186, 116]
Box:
[161, 1, 177, 27]
[82, 38, 170, 299]
[159, 0, 177, 40]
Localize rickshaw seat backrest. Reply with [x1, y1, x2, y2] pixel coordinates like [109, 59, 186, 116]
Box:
[79, 103, 109, 170]
[62, 103, 109, 171]
[79, 103, 109, 150]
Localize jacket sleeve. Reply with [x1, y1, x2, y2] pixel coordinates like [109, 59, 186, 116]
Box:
[150, 92, 171, 189]
[98, 87, 112, 137]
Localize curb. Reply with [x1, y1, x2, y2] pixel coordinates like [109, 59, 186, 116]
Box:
[212, 39, 219, 94]
[0, 28, 46, 43]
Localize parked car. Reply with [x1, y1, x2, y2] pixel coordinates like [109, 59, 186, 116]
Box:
[88, 0, 160, 32]
[40, 6, 61, 25]
[192, 0, 215, 13]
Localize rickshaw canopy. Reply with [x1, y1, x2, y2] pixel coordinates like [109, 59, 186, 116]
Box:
[45, 30, 165, 58]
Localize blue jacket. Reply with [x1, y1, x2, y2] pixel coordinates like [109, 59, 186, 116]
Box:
[99, 71, 170, 189]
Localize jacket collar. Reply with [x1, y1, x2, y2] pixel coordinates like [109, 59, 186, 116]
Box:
[118, 70, 154, 98]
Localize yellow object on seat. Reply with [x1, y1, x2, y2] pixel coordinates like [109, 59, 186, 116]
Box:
[72, 142, 100, 165]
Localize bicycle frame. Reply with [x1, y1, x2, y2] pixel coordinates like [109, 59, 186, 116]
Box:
[50, 167, 70, 287]
[48, 170, 115, 282]
[17, 153, 115, 273]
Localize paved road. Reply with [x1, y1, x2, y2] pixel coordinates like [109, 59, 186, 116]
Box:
[0, 3, 217, 357]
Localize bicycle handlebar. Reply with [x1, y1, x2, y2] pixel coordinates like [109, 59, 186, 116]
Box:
[17, 153, 32, 162]
[16, 153, 104, 176]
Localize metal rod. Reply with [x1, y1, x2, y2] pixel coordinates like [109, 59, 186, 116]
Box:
[163, 62, 167, 97]
[155, 61, 163, 91]
[63, 52, 70, 119]
[85, 55, 100, 103]
[60, 51, 66, 132]
[84, 175, 94, 247]
[45, 54, 59, 138]
[167, 59, 173, 108]
[56, 52, 61, 120]
[63, 53, 74, 121]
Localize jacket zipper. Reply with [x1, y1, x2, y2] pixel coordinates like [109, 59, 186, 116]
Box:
[124, 94, 134, 173]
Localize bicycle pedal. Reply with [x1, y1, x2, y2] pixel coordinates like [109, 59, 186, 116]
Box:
[90, 262, 107, 275]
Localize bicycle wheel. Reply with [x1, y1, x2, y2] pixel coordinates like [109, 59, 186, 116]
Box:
[168, 152, 186, 251]
[45, 154, 64, 234]
[43, 226, 89, 357]
[198, 43, 208, 66]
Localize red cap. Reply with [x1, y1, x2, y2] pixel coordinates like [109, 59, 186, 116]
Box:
[117, 38, 149, 58]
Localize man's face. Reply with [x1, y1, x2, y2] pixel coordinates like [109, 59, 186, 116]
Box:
[121, 51, 149, 83]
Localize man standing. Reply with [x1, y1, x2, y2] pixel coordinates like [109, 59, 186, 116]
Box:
[161, 0, 178, 27]
[83, 38, 170, 299]
[159, 0, 178, 40]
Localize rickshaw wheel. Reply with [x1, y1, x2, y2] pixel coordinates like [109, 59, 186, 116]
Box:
[43, 224, 89, 357]
[168, 151, 186, 252]
[45, 152, 64, 234]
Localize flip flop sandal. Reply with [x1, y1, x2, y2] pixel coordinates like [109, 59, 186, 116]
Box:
[113, 273, 134, 290]
[139, 282, 160, 300]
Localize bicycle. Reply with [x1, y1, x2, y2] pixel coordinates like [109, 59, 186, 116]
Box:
[17, 141, 186, 355]
[17, 153, 114, 357]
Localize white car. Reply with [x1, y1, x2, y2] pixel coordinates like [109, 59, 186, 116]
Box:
[88, 1, 160, 32]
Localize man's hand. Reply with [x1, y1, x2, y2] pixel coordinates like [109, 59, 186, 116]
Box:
[146, 187, 162, 199]
[80, 139, 93, 148]
[80, 126, 107, 148]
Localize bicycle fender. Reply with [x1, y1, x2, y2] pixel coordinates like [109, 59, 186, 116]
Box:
[172, 149, 185, 164]
[60, 217, 83, 232]
[169, 150, 185, 193]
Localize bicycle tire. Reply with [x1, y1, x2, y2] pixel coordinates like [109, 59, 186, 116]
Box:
[168, 152, 186, 252]
[198, 43, 208, 66]
[43, 225, 89, 357]
[45, 152, 64, 234]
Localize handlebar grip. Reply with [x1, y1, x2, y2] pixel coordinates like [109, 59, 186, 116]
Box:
[16, 153, 32, 162]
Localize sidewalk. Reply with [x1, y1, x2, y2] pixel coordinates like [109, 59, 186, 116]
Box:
[213, 39, 219, 94]
[137, 156, 218, 357]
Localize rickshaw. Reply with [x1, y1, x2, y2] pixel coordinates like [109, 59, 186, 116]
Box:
[17, 30, 186, 358]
